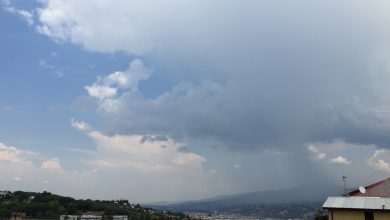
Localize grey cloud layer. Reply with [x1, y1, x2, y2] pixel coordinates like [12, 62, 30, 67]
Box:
[36, 0, 390, 150]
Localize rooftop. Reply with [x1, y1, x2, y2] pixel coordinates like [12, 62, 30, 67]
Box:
[323, 197, 390, 210]
[348, 178, 390, 198]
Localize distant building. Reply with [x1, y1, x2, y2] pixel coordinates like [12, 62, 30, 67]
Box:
[60, 215, 80, 220]
[112, 215, 128, 220]
[322, 178, 390, 220]
[81, 211, 104, 220]
[10, 213, 26, 220]
[60, 214, 127, 220]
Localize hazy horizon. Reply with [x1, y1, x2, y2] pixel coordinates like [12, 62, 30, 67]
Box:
[1, 0, 390, 203]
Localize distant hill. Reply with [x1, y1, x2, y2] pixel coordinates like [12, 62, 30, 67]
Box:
[0, 190, 190, 220]
[149, 185, 343, 212]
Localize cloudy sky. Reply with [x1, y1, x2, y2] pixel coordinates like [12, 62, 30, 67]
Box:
[1, 0, 390, 202]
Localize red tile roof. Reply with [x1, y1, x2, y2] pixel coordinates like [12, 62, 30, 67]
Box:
[348, 178, 390, 198]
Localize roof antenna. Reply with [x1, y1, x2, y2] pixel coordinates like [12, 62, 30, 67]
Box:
[342, 176, 347, 196]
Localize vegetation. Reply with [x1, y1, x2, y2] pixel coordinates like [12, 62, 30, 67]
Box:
[0, 191, 191, 220]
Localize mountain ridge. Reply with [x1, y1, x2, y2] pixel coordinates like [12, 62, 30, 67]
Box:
[148, 184, 344, 212]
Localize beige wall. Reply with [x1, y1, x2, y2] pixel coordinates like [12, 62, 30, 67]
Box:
[329, 209, 364, 220]
[375, 211, 390, 220]
[328, 209, 390, 220]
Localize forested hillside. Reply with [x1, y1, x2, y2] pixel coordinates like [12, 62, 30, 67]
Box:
[0, 191, 190, 220]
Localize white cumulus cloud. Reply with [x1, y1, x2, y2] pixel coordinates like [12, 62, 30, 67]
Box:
[329, 156, 351, 165]
[41, 158, 62, 171]
[85, 83, 117, 100]
[307, 145, 327, 160]
[368, 149, 390, 172]
[71, 120, 206, 172]
[85, 59, 151, 112]
[104, 59, 152, 90]
[0, 142, 88, 195]
[35, 0, 159, 53]
[71, 118, 91, 131]
[0, 142, 35, 165]
[171, 153, 206, 170]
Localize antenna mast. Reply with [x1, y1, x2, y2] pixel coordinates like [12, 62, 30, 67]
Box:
[342, 176, 347, 196]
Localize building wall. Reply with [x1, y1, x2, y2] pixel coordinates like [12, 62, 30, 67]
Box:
[328, 209, 390, 220]
[374, 211, 390, 220]
[329, 209, 364, 220]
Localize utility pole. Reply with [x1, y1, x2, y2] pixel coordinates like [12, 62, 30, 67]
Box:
[342, 176, 347, 196]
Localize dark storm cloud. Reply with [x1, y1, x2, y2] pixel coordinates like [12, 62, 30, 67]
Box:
[36, 0, 390, 150]
[98, 4, 390, 150]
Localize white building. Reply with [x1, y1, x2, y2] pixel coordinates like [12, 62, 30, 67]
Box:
[81, 212, 104, 220]
[112, 215, 128, 220]
[60, 215, 80, 220]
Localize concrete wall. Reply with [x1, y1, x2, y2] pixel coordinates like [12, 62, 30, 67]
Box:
[328, 209, 390, 220]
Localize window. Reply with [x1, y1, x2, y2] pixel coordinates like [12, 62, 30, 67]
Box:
[364, 211, 374, 220]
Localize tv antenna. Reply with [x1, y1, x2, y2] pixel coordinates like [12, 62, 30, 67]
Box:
[342, 176, 347, 196]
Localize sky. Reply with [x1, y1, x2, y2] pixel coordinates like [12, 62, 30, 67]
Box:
[1, 0, 390, 203]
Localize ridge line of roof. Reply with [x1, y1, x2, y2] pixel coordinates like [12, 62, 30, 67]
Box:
[364, 177, 390, 189]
